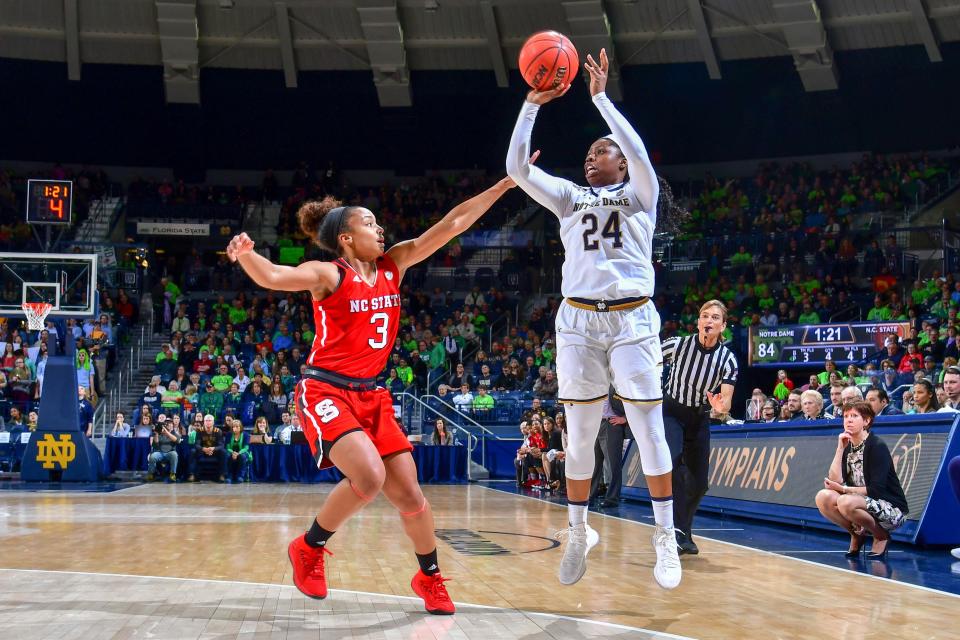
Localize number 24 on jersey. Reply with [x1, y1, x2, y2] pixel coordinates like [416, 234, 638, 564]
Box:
[581, 211, 623, 251]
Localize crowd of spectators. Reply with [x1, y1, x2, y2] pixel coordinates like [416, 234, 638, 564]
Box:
[680, 153, 950, 241]
[638, 153, 957, 333]
[124, 162, 526, 272]
[0, 287, 137, 429]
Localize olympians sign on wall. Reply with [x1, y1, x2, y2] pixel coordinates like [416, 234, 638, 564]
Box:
[623, 431, 944, 518]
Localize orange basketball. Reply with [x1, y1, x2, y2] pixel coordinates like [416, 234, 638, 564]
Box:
[518, 31, 579, 92]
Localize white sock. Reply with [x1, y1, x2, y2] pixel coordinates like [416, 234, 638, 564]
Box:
[568, 503, 588, 528]
[652, 498, 674, 529]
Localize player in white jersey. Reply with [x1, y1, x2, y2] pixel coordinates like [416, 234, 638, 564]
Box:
[506, 49, 681, 589]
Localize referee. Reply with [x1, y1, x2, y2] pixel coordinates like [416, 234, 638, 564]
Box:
[662, 300, 738, 555]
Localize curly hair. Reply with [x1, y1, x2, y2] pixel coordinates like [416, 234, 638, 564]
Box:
[655, 175, 690, 235]
[297, 196, 355, 253]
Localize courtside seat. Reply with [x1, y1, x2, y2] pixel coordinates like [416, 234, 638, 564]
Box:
[0, 438, 17, 472]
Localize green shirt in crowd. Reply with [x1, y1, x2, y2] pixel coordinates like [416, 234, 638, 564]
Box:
[866, 305, 892, 321]
[396, 365, 413, 386]
[211, 374, 233, 392]
[472, 394, 495, 410]
[228, 306, 248, 325]
[160, 390, 183, 409]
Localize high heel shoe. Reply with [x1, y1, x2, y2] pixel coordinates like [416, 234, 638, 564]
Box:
[867, 540, 889, 560]
[845, 530, 866, 559]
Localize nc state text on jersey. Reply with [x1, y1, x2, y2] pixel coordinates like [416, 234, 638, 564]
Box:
[349, 294, 402, 313]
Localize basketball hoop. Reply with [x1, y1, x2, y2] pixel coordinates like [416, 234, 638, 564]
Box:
[21, 302, 53, 331]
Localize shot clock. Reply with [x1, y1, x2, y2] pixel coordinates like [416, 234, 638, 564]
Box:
[748, 322, 911, 367]
[26, 179, 73, 225]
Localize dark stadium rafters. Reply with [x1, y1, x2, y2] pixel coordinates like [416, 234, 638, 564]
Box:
[0, 0, 958, 102]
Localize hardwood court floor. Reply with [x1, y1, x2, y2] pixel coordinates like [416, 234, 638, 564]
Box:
[0, 483, 955, 639]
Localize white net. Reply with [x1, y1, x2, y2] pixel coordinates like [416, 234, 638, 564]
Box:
[21, 302, 52, 331]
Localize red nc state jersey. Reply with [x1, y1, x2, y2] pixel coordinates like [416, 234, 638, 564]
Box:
[306, 255, 402, 379]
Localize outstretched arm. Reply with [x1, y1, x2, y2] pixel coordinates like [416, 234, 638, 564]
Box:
[585, 49, 659, 213]
[388, 177, 519, 274]
[506, 85, 576, 218]
[227, 233, 338, 297]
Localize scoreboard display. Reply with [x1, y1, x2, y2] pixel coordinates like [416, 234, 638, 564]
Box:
[748, 322, 911, 367]
[26, 179, 73, 225]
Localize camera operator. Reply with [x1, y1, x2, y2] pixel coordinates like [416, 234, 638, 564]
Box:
[146, 413, 180, 483]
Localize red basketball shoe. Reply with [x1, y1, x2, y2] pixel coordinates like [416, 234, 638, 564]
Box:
[411, 570, 455, 615]
[288, 534, 333, 599]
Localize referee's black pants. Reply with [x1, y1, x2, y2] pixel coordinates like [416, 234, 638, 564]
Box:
[663, 397, 711, 540]
[590, 419, 633, 503]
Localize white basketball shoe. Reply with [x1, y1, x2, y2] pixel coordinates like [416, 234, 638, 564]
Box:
[556, 523, 599, 585]
[653, 525, 682, 589]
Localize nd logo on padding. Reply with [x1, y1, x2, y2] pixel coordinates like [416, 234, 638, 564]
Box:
[35, 434, 76, 469]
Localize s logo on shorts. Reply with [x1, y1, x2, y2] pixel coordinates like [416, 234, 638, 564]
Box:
[313, 399, 341, 424]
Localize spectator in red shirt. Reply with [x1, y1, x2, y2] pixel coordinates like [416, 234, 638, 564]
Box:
[117, 291, 135, 323]
[193, 349, 214, 376]
[872, 266, 897, 294]
[527, 419, 547, 451]
[898, 342, 923, 374]
[779, 369, 795, 389]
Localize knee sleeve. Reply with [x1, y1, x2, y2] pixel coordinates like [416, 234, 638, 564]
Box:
[564, 402, 605, 480]
[399, 498, 428, 518]
[623, 402, 672, 476]
[348, 479, 377, 503]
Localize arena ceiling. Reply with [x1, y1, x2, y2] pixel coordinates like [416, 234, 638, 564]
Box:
[1, 0, 958, 105]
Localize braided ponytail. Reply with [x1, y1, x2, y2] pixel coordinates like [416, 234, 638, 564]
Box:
[655, 175, 690, 235]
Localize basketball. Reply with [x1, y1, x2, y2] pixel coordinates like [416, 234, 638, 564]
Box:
[518, 31, 579, 91]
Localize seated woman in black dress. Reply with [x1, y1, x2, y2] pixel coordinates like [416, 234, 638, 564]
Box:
[815, 401, 909, 559]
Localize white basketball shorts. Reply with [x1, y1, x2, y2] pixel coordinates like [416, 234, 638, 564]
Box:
[555, 299, 663, 404]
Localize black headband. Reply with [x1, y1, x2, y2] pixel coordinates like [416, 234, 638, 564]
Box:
[318, 206, 351, 252]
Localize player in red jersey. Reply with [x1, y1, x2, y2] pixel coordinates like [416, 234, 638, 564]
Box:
[226, 172, 530, 614]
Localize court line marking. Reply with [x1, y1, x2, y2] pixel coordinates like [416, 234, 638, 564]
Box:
[480, 485, 960, 601]
[0, 567, 694, 639]
[618, 550, 906, 555]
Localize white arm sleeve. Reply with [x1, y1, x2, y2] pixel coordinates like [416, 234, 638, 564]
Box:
[506, 101, 576, 219]
[592, 92, 659, 213]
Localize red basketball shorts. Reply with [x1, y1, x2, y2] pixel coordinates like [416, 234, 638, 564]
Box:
[295, 379, 412, 470]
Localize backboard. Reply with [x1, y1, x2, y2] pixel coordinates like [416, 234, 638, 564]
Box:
[0, 252, 98, 318]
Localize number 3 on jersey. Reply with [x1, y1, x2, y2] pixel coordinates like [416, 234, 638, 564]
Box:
[369, 312, 389, 349]
[582, 211, 623, 251]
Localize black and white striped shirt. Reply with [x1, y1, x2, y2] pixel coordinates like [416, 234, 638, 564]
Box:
[662, 335, 739, 409]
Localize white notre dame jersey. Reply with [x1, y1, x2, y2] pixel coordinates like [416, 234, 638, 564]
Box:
[556, 180, 655, 299]
[506, 94, 660, 301]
